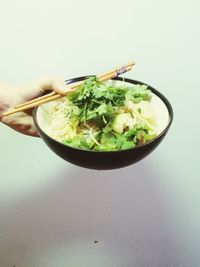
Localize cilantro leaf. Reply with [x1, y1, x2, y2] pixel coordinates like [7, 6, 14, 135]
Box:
[61, 77, 155, 151]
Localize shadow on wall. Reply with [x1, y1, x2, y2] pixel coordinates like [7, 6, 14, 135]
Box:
[0, 159, 183, 267]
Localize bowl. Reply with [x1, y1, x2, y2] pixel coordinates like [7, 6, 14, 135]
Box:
[33, 76, 173, 169]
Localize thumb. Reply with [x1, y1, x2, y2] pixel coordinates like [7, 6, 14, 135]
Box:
[52, 78, 72, 95]
[18, 76, 72, 103]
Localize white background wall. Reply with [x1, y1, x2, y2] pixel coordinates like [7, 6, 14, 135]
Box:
[0, 0, 200, 266]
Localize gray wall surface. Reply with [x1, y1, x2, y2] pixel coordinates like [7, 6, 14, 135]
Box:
[0, 0, 199, 266]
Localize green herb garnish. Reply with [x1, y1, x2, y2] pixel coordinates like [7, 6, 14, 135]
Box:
[49, 77, 157, 151]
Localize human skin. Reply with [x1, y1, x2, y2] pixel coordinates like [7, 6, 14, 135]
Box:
[0, 76, 70, 136]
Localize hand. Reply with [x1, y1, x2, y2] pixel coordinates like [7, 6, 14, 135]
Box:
[0, 76, 70, 137]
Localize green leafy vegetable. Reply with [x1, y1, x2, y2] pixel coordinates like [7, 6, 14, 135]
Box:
[49, 76, 157, 151]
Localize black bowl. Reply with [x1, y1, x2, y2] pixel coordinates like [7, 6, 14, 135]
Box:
[33, 76, 173, 170]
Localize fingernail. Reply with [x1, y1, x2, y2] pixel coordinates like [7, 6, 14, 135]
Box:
[57, 84, 72, 95]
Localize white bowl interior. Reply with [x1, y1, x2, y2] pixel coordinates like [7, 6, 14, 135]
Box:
[37, 80, 170, 138]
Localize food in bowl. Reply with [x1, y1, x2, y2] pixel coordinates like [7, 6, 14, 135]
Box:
[45, 76, 158, 151]
[34, 76, 173, 169]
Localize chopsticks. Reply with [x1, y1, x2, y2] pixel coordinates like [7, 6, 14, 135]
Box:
[3, 61, 135, 117]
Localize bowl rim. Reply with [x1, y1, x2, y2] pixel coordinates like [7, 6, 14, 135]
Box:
[33, 76, 173, 154]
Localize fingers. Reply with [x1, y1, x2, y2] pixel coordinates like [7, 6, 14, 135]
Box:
[52, 79, 72, 95]
[1, 112, 40, 137]
[0, 75, 72, 137]
[38, 76, 72, 95]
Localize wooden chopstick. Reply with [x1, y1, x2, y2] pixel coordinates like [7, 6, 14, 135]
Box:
[3, 62, 135, 117]
[15, 91, 56, 108]
[15, 80, 84, 108]
[15, 61, 135, 108]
